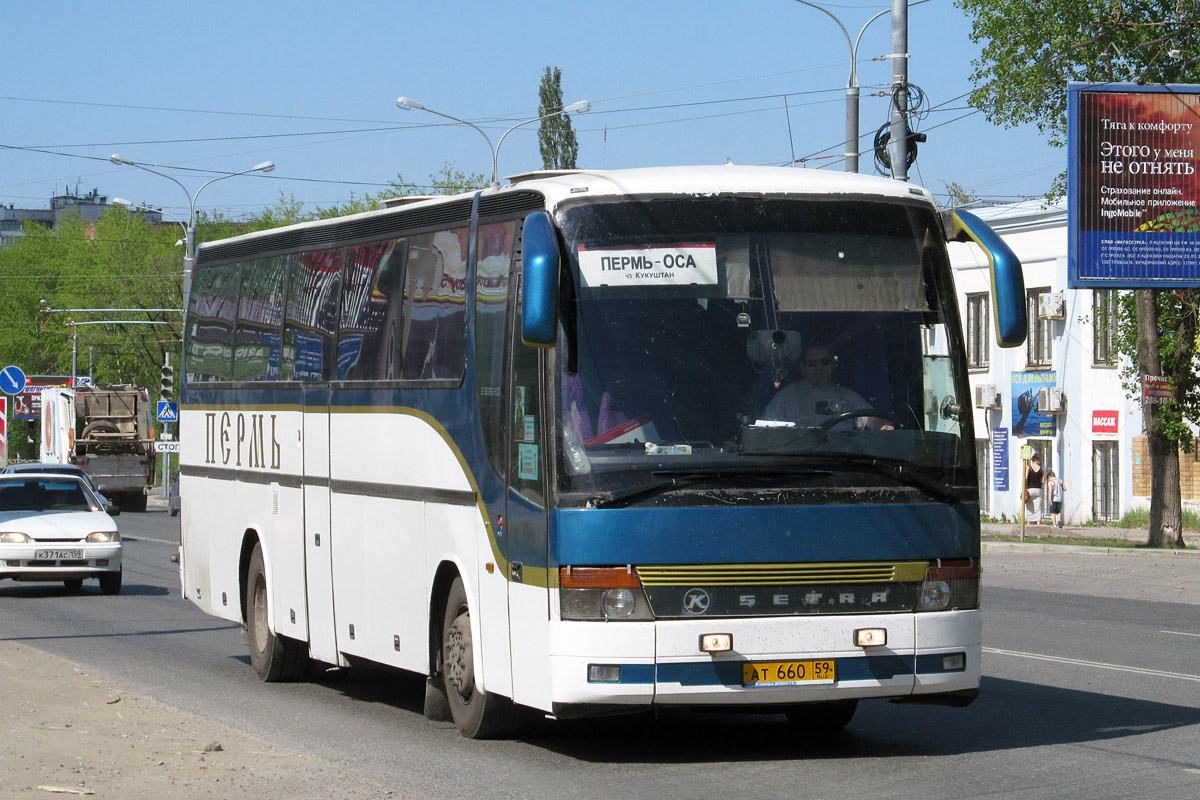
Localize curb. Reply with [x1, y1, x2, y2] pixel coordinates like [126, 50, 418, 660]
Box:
[982, 540, 1200, 558]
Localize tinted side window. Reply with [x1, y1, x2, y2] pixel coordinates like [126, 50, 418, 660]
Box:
[235, 255, 290, 381]
[338, 239, 407, 380]
[402, 227, 469, 381]
[286, 249, 343, 382]
[475, 220, 517, 473]
[186, 262, 240, 382]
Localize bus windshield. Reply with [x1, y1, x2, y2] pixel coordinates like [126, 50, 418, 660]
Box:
[553, 196, 973, 505]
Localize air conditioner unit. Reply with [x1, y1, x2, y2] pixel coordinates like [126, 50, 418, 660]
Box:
[1038, 386, 1065, 413]
[1039, 292, 1065, 320]
[974, 384, 1000, 409]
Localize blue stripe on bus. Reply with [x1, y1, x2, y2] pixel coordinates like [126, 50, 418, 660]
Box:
[597, 653, 956, 687]
[553, 503, 978, 566]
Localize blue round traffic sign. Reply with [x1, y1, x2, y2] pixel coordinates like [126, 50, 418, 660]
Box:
[0, 365, 26, 395]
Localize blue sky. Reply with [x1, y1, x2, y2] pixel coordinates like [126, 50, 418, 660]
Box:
[1, 1, 1061, 220]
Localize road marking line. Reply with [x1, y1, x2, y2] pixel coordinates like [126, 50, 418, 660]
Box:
[1161, 630, 1200, 638]
[984, 647, 1200, 683]
[129, 536, 177, 545]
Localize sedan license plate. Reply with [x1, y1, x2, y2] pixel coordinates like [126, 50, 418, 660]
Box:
[35, 549, 83, 561]
[742, 659, 836, 687]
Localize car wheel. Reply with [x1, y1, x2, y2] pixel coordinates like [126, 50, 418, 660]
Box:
[98, 568, 122, 596]
[245, 542, 308, 681]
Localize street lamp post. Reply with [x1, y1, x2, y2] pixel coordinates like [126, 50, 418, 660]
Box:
[109, 156, 275, 311]
[396, 97, 590, 187]
[792, 0, 927, 173]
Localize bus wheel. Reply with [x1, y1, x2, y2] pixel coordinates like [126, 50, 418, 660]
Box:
[785, 700, 858, 731]
[441, 577, 523, 739]
[246, 543, 309, 682]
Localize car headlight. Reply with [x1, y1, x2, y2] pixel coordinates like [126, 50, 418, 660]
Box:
[86, 531, 120, 543]
[1, 532, 30, 544]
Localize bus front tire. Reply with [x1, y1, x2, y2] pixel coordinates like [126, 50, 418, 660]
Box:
[246, 543, 308, 682]
[441, 577, 523, 739]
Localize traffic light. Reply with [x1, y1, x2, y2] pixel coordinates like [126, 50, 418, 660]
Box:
[160, 364, 175, 402]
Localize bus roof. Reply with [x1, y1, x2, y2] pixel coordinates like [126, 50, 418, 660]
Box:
[193, 164, 936, 263]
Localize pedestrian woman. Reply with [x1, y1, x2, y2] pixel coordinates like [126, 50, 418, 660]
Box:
[1024, 453, 1044, 524]
[1048, 470, 1066, 528]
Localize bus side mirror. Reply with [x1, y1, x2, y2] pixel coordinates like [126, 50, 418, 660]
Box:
[521, 211, 560, 347]
[948, 209, 1027, 348]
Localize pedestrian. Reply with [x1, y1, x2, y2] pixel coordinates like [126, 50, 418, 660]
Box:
[1024, 453, 1044, 525]
[1048, 470, 1066, 528]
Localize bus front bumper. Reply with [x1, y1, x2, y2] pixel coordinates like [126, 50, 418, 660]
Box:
[547, 610, 980, 718]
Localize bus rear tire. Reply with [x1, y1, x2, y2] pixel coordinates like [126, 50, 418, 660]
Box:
[246, 543, 309, 682]
[785, 699, 858, 731]
[441, 576, 523, 739]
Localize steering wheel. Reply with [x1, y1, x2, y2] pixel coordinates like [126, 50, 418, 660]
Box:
[818, 408, 899, 431]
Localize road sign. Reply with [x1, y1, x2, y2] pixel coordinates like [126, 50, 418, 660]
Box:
[0, 365, 27, 395]
[157, 401, 178, 422]
[154, 440, 180, 453]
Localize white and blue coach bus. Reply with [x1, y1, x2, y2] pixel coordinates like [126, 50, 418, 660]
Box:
[178, 165, 1025, 738]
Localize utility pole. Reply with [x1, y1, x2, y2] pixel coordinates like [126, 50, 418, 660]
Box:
[888, 0, 909, 181]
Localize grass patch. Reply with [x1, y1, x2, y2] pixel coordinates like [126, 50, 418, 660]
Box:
[1106, 508, 1200, 531]
[981, 531, 1145, 548]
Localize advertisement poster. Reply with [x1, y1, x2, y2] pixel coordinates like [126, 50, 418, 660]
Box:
[1070, 84, 1200, 287]
[991, 427, 1009, 492]
[1011, 371, 1057, 437]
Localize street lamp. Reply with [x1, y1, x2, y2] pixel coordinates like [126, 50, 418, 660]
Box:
[109, 155, 275, 310]
[112, 197, 187, 243]
[396, 97, 590, 187]
[792, 0, 928, 173]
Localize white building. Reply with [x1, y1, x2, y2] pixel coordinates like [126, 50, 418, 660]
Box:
[949, 200, 1138, 526]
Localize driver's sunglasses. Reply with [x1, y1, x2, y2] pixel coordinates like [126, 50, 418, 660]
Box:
[804, 356, 835, 367]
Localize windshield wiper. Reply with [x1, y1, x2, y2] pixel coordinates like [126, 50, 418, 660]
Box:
[780, 454, 963, 502]
[586, 467, 831, 509]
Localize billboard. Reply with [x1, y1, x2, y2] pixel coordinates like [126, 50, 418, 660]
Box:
[1011, 371, 1057, 437]
[1069, 83, 1200, 287]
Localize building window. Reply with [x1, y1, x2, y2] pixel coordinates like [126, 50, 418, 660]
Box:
[1093, 442, 1119, 522]
[966, 293, 989, 369]
[976, 439, 991, 514]
[1026, 287, 1053, 368]
[1093, 289, 1118, 366]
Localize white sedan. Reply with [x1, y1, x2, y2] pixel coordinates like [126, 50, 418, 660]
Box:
[0, 473, 122, 594]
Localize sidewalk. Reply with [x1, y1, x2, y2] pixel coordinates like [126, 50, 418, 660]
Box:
[981, 520, 1200, 556]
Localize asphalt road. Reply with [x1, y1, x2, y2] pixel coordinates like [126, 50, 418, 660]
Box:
[3, 507, 1199, 799]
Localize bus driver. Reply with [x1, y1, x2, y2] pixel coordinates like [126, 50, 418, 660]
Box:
[762, 341, 874, 429]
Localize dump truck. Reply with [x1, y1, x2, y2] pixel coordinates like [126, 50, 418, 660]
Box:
[40, 385, 156, 512]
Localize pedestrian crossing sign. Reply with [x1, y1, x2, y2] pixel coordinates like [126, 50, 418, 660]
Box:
[157, 401, 178, 422]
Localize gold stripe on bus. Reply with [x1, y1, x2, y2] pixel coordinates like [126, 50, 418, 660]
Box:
[635, 561, 930, 586]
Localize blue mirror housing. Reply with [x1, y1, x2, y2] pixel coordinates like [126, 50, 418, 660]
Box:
[950, 210, 1027, 348]
[521, 211, 560, 347]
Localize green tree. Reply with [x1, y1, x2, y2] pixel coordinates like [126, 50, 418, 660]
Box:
[538, 66, 579, 170]
[957, 0, 1200, 547]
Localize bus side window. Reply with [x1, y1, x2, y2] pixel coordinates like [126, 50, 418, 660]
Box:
[338, 240, 402, 380]
[234, 255, 289, 381]
[286, 248, 343, 382]
[186, 262, 240, 382]
[475, 220, 517, 475]
[402, 227, 468, 381]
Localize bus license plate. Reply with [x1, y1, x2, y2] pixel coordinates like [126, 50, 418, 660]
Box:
[742, 659, 836, 687]
[35, 549, 83, 560]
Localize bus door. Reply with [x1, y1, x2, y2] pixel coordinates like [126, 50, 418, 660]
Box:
[504, 274, 553, 707]
[302, 384, 338, 664]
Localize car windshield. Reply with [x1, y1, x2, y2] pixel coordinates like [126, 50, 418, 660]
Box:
[0, 479, 94, 512]
[552, 196, 974, 506]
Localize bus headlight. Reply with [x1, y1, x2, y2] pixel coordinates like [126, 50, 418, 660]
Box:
[917, 559, 979, 612]
[560, 567, 654, 621]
